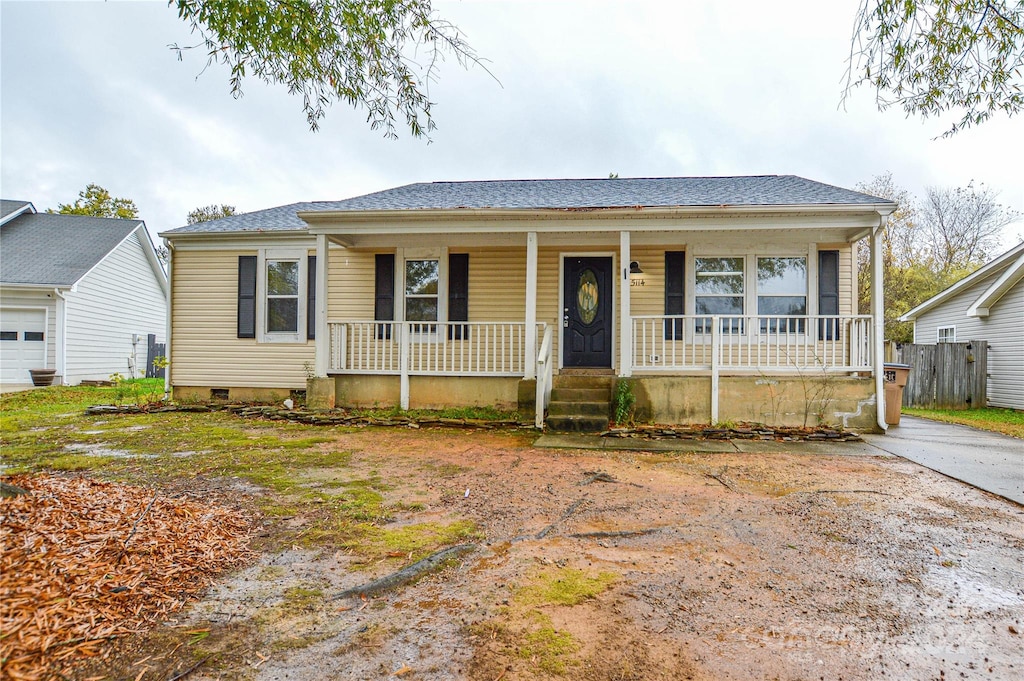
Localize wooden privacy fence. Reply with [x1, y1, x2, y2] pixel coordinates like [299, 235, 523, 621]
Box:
[145, 333, 166, 379]
[894, 341, 988, 409]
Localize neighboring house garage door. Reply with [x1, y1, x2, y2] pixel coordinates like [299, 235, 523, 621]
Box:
[0, 309, 47, 384]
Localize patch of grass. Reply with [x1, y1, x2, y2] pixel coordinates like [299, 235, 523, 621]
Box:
[282, 585, 325, 611]
[374, 519, 480, 558]
[1, 387, 483, 561]
[518, 619, 579, 675]
[516, 568, 618, 607]
[903, 407, 1024, 438]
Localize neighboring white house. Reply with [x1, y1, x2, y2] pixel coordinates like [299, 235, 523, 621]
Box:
[899, 241, 1024, 410]
[0, 200, 168, 386]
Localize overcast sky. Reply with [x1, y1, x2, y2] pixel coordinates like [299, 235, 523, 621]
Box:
[2, 0, 1022, 248]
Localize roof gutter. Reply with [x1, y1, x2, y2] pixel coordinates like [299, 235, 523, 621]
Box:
[299, 202, 898, 226]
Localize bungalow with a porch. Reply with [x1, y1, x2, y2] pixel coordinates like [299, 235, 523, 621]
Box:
[160, 176, 895, 431]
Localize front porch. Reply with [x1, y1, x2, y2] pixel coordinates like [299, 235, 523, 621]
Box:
[324, 314, 874, 428]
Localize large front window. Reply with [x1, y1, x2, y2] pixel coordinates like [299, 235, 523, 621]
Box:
[266, 259, 300, 333]
[695, 257, 744, 333]
[405, 259, 439, 324]
[757, 256, 807, 332]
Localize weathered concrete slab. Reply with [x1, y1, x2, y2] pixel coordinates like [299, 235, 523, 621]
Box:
[862, 415, 1024, 505]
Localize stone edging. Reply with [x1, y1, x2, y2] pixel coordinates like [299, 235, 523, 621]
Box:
[84, 403, 532, 430]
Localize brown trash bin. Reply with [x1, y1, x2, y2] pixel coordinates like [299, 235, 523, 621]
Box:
[883, 363, 912, 426]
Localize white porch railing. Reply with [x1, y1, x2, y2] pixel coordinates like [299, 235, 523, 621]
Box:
[534, 325, 554, 428]
[630, 315, 872, 372]
[329, 321, 539, 376]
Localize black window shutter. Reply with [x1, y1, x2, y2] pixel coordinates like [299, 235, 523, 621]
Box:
[237, 255, 257, 339]
[375, 254, 395, 340]
[448, 253, 469, 340]
[665, 251, 685, 339]
[818, 250, 840, 340]
[307, 255, 316, 340]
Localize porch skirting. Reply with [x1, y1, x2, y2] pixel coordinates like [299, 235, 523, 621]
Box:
[332, 374, 524, 413]
[325, 373, 878, 431]
[630, 375, 878, 431]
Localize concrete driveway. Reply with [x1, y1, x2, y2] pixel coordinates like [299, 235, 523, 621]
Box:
[863, 415, 1024, 505]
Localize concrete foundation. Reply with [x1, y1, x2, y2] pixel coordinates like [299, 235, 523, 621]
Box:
[172, 385, 294, 404]
[629, 374, 880, 431]
[332, 374, 522, 411]
[306, 377, 336, 410]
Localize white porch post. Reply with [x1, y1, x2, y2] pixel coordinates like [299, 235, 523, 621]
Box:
[619, 231, 632, 377]
[314, 234, 330, 376]
[871, 216, 888, 431]
[399, 324, 410, 410]
[525, 232, 538, 380]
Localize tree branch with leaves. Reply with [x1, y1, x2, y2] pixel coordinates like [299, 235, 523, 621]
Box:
[845, 1, 1024, 135]
[48, 183, 139, 220]
[170, 0, 490, 137]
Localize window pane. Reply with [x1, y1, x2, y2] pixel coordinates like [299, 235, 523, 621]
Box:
[757, 257, 806, 295]
[267, 261, 299, 296]
[696, 257, 743, 274]
[695, 274, 743, 295]
[406, 298, 438, 322]
[757, 296, 807, 316]
[267, 298, 298, 332]
[24, 331, 44, 342]
[406, 260, 439, 295]
[696, 296, 743, 315]
[0, 331, 16, 341]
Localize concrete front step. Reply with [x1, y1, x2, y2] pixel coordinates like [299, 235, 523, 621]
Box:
[545, 415, 609, 433]
[548, 400, 610, 417]
[552, 375, 614, 389]
[549, 387, 609, 402]
[546, 374, 614, 432]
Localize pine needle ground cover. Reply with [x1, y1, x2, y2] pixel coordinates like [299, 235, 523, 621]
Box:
[0, 475, 253, 679]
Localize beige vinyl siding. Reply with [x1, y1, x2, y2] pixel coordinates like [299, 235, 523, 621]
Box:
[914, 271, 1024, 410]
[171, 249, 314, 389]
[63, 230, 167, 383]
[328, 248, 376, 320]
[465, 248, 527, 322]
[818, 243, 856, 316]
[0, 291, 57, 378]
[628, 245, 668, 318]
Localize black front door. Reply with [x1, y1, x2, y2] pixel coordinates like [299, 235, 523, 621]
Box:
[563, 256, 613, 368]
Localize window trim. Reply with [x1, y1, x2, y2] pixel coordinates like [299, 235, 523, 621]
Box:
[397, 247, 448, 339]
[937, 325, 956, 343]
[756, 255, 808, 334]
[694, 256, 745, 334]
[256, 248, 308, 343]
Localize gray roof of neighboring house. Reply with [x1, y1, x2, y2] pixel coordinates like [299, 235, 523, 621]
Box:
[1, 200, 34, 221]
[162, 175, 895, 235]
[0, 211, 145, 286]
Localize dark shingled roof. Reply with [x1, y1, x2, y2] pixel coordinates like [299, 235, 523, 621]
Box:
[1, 200, 33, 221]
[162, 176, 894, 235]
[0, 211, 144, 286]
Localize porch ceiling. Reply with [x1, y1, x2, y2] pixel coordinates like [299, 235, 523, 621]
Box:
[311, 208, 885, 249]
[326, 227, 875, 250]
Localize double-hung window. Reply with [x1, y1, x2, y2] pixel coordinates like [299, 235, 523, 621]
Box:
[266, 259, 300, 333]
[695, 257, 744, 333]
[937, 326, 956, 343]
[757, 257, 807, 333]
[404, 259, 439, 333]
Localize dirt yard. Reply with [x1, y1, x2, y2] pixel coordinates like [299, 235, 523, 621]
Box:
[63, 427, 1022, 681]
